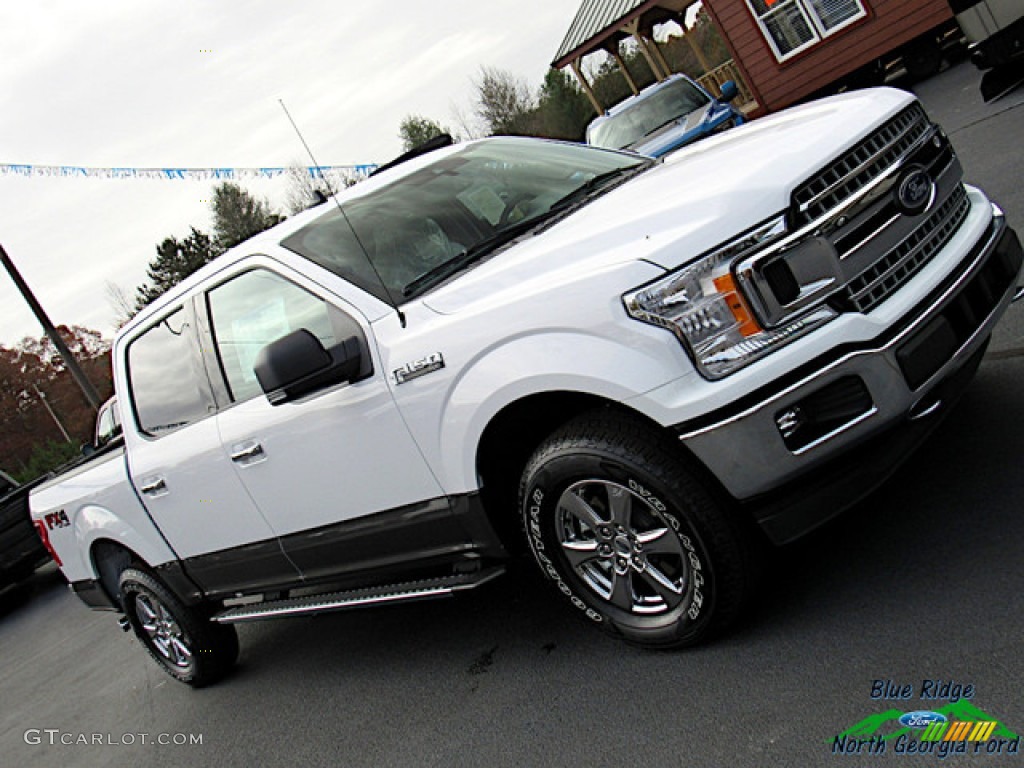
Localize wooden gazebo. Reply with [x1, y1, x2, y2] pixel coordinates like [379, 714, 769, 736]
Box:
[551, 0, 758, 115]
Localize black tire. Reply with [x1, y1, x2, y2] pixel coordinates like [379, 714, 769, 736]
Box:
[904, 39, 942, 81]
[119, 567, 238, 686]
[520, 411, 754, 649]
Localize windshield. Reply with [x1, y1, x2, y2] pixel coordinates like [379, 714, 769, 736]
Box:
[589, 78, 711, 150]
[281, 139, 646, 302]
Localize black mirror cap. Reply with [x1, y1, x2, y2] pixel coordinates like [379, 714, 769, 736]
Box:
[255, 330, 363, 405]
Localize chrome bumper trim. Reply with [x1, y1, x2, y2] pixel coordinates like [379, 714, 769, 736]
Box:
[678, 209, 1018, 500]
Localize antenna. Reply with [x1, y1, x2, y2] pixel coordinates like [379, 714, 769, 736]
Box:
[278, 99, 406, 328]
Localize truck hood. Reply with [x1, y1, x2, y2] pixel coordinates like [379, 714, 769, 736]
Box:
[423, 88, 916, 315]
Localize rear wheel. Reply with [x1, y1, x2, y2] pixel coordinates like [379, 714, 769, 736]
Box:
[520, 412, 754, 648]
[119, 567, 238, 686]
[904, 38, 943, 80]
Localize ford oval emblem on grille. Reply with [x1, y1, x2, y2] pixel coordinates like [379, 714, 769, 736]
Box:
[896, 168, 935, 216]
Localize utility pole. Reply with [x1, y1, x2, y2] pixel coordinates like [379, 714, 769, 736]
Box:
[0, 242, 103, 411]
[33, 384, 73, 443]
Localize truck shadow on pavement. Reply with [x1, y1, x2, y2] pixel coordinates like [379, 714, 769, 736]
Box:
[748, 358, 1023, 637]
[0, 561, 64, 619]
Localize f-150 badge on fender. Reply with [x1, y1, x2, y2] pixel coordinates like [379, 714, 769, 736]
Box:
[393, 352, 445, 385]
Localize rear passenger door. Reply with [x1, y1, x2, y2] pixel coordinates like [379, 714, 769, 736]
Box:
[123, 304, 301, 595]
[202, 264, 462, 583]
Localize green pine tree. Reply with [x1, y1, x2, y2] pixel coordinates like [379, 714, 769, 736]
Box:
[211, 182, 283, 251]
[135, 227, 218, 309]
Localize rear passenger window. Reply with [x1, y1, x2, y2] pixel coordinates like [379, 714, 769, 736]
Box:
[207, 270, 339, 403]
[128, 308, 212, 436]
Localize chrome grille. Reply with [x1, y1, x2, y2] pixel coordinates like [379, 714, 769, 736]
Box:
[792, 104, 930, 227]
[839, 185, 970, 313]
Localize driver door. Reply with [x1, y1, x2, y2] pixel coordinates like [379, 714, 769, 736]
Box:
[202, 264, 466, 583]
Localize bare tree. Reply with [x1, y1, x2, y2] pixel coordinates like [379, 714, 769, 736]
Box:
[105, 281, 137, 328]
[472, 66, 537, 136]
[283, 165, 330, 215]
[449, 102, 484, 141]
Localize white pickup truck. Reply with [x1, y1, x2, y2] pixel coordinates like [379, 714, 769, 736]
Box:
[30, 88, 1023, 686]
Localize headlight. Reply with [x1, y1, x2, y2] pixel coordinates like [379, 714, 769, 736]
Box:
[623, 215, 837, 379]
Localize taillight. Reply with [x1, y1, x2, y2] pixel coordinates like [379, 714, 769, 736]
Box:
[33, 520, 62, 567]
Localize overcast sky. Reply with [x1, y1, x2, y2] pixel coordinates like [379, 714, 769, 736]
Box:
[0, 0, 584, 346]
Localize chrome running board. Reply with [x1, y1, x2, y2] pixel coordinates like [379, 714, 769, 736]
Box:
[212, 566, 505, 624]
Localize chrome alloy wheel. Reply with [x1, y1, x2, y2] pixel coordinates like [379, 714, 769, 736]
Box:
[134, 593, 194, 670]
[555, 480, 689, 615]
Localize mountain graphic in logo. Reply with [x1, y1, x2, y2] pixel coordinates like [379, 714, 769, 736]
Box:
[836, 701, 1019, 742]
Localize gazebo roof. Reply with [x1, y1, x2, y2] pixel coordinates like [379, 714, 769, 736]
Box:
[552, 0, 694, 68]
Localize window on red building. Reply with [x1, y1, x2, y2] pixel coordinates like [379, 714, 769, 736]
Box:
[745, 0, 867, 62]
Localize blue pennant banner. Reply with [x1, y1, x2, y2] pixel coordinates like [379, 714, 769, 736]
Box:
[0, 163, 378, 181]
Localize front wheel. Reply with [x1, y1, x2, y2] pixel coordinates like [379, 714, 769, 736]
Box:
[119, 567, 238, 686]
[520, 412, 754, 648]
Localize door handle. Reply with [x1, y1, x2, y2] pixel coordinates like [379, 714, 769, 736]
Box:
[230, 441, 265, 464]
[139, 477, 168, 496]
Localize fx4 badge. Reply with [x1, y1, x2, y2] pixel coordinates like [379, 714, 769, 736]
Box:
[44, 509, 71, 530]
[393, 352, 445, 385]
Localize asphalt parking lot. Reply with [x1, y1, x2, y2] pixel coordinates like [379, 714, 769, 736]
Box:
[2, 61, 1023, 768]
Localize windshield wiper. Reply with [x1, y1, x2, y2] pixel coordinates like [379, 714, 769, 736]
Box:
[402, 213, 558, 298]
[547, 164, 647, 211]
[638, 117, 681, 141]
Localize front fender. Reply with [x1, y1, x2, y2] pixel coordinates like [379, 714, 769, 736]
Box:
[438, 327, 697, 492]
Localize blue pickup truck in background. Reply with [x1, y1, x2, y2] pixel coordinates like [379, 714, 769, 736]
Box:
[585, 73, 745, 157]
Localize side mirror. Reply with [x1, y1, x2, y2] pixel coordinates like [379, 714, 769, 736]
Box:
[254, 329, 363, 405]
[720, 80, 739, 103]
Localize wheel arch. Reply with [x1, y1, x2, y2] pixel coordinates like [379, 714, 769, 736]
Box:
[89, 537, 204, 611]
[474, 391, 728, 554]
[89, 538, 145, 608]
[73, 504, 178, 576]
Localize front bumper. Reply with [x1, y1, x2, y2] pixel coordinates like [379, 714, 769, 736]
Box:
[674, 212, 1022, 544]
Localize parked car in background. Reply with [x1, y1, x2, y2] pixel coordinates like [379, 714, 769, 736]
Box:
[1, 470, 50, 591]
[91, 397, 122, 452]
[950, 0, 1024, 99]
[0, 469, 17, 499]
[586, 73, 744, 157]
